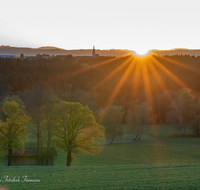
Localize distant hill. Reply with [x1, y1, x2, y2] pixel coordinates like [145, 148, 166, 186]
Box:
[1, 46, 200, 57]
[151, 49, 200, 57]
[0, 46, 132, 57]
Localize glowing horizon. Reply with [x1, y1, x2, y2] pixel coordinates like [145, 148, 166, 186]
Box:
[132, 50, 151, 57]
[1, 0, 200, 52]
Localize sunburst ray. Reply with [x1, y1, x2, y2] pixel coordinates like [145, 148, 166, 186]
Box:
[149, 58, 173, 102]
[79, 56, 134, 104]
[158, 55, 200, 75]
[50, 53, 133, 83]
[105, 56, 136, 106]
[151, 56, 189, 89]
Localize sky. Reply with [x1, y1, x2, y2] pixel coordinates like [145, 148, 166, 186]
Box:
[1, 0, 200, 55]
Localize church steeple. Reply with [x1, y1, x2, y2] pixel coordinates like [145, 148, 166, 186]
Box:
[92, 45, 95, 57]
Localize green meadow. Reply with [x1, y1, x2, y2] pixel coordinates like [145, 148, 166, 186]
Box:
[1, 163, 200, 190]
[1, 125, 200, 190]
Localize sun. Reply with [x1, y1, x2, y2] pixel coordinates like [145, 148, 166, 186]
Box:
[133, 49, 150, 57]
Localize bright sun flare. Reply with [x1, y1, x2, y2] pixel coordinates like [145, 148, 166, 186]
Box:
[133, 50, 150, 57]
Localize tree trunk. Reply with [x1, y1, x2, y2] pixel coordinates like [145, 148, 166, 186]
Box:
[158, 105, 161, 124]
[180, 109, 183, 138]
[138, 132, 143, 141]
[182, 127, 186, 137]
[180, 127, 182, 138]
[47, 133, 51, 166]
[110, 134, 115, 144]
[138, 129, 143, 140]
[137, 121, 142, 141]
[196, 122, 200, 137]
[133, 134, 139, 141]
[37, 123, 40, 165]
[40, 140, 43, 165]
[47, 119, 52, 166]
[66, 151, 72, 166]
[8, 148, 12, 166]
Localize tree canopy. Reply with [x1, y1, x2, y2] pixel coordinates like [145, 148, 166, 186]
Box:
[53, 101, 105, 166]
[100, 105, 124, 144]
[0, 99, 31, 166]
[126, 102, 151, 141]
[166, 88, 195, 137]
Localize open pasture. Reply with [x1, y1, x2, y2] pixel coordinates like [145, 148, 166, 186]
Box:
[1, 163, 200, 190]
[1, 125, 200, 189]
[55, 125, 200, 166]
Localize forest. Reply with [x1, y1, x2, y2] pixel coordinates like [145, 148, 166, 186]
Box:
[0, 54, 200, 122]
[1, 54, 200, 166]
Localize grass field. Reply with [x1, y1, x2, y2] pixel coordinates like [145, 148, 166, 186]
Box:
[1, 163, 200, 189]
[1, 125, 200, 189]
[55, 125, 200, 166]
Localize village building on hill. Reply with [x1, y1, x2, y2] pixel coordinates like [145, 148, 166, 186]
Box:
[92, 46, 99, 58]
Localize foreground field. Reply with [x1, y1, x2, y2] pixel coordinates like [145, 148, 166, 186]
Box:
[54, 124, 200, 166]
[0, 163, 200, 190]
[53, 137, 200, 166]
[1, 125, 200, 189]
